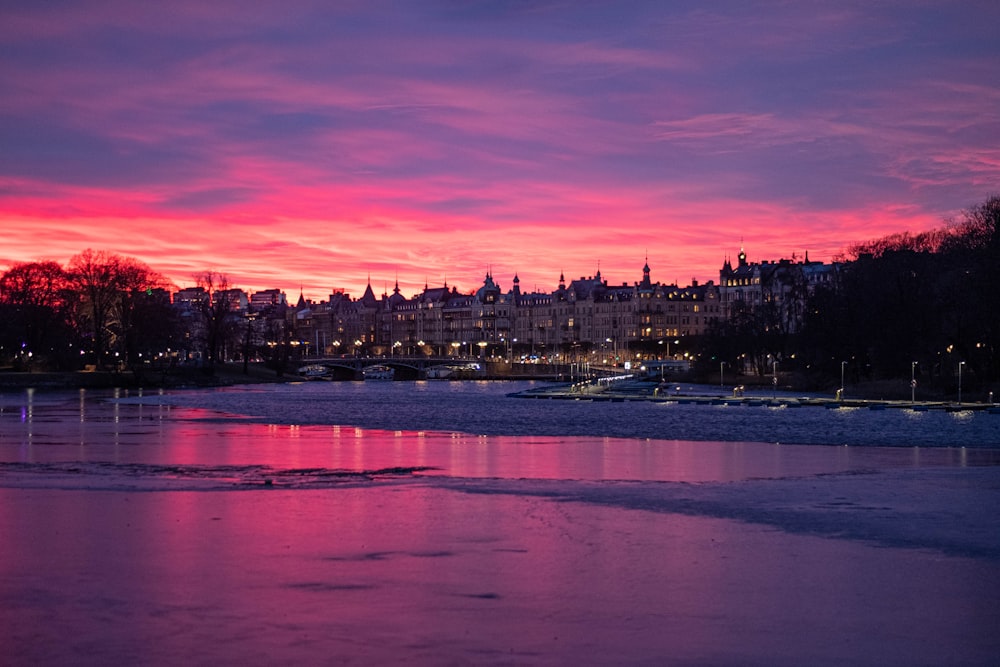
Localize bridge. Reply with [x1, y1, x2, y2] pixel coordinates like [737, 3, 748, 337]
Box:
[299, 356, 483, 380]
[296, 356, 624, 381]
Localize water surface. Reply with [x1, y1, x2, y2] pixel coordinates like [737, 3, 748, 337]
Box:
[1, 384, 998, 665]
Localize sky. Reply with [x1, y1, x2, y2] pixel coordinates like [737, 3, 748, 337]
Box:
[2, 1, 998, 300]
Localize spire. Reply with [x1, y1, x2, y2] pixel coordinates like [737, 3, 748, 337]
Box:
[640, 256, 652, 289]
[361, 281, 376, 304]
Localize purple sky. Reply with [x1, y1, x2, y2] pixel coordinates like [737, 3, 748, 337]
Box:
[1, 1, 998, 298]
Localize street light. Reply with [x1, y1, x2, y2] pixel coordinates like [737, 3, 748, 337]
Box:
[720, 361, 726, 389]
[772, 359, 778, 400]
[840, 360, 847, 400]
[911, 361, 917, 404]
[958, 361, 966, 405]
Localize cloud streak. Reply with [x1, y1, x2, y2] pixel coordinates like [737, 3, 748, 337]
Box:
[1, 1, 997, 298]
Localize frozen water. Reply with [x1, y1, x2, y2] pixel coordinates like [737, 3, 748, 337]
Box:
[1, 385, 999, 665]
[108, 380, 1000, 447]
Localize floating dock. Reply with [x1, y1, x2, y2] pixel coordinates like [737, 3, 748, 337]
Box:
[508, 384, 1000, 413]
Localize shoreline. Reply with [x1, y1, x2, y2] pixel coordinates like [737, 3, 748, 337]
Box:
[510, 382, 1000, 413]
[0, 362, 292, 392]
[3, 365, 998, 412]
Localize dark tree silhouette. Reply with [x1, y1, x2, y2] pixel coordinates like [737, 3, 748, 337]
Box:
[67, 250, 123, 369]
[0, 261, 73, 368]
[67, 249, 169, 370]
[194, 271, 242, 371]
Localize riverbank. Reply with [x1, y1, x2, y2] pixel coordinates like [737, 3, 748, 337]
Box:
[0, 362, 291, 392]
[510, 379, 1000, 413]
[3, 388, 999, 665]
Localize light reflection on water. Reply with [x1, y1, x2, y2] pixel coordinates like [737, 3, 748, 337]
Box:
[140, 380, 1000, 447]
[1, 384, 1000, 665]
[9, 479, 994, 666]
[0, 383, 998, 482]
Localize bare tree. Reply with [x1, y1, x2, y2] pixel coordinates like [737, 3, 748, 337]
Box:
[110, 256, 170, 366]
[0, 261, 71, 367]
[194, 271, 241, 370]
[0, 260, 67, 307]
[67, 249, 169, 369]
[67, 249, 123, 369]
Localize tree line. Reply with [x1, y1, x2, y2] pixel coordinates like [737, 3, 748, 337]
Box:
[3, 196, 998, 394]
[696, 195, 999, 395]
[0, 249, 244, 374]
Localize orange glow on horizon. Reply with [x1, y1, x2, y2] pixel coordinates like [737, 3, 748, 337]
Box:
[0, 190, 960, 300]
[1, 3, 996, 299]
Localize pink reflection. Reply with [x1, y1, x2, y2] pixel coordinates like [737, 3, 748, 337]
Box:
[2, 484, 998, 664]
[2, 394, 999, 664]
[2, 399, 998, 482]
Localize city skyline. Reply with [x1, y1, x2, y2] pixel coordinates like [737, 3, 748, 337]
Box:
[2, 2, 998, 298]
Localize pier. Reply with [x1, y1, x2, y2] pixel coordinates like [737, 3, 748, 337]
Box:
[509, 380, 1000, 414]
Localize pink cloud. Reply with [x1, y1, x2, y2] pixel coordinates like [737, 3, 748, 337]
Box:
[2, 1, 997, 303]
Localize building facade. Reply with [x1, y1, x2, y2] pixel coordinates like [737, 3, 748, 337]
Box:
[170, 253, 838, 364]
[719, 248, 840, 334]
[287, 262, 725, 362]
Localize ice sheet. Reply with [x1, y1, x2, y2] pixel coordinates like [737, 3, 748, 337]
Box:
[2, 388, 998, 665]
[2, 479, 998, 665]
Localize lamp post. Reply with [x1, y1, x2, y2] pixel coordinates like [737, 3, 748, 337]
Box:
[720, 361, 725, 389]
[840, 360, 847, 400]
[958, 361, 965, 405]
[911, 361, 917, 404]
[772, 359, 778, 400]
